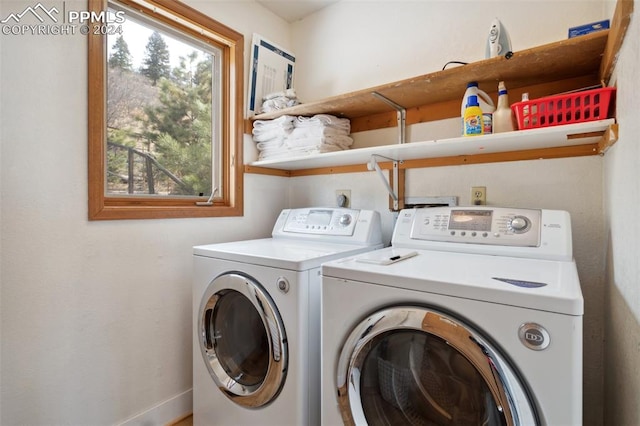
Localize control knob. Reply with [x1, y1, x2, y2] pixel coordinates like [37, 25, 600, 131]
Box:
[508, 216, 531, 233]
[338, 214, 352, 226]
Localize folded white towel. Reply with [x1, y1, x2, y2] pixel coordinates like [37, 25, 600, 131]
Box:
[258, 144, 344, 161]
[259, 89, 299, 114]
[252, 127, 292, 142]
[295, 114, 350, 131]
[287, 144, 344, 155]
[253, 115, 295, 129]
[257, 145, 289, 159]
[263, 88, 297, 101]
[256, 139, 285, 150]
[288, 126, 348, 140]
[262, 96, 298, 112]
[261, 97, 299, 113]
[285, 135, 353, 149]
[253, 114, 353, 161]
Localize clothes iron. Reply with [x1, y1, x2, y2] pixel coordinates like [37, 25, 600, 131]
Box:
[486, 18, 512, 59]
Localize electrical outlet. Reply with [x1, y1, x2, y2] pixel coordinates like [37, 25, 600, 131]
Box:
[335, 190, 351, 208]
[471, 186, 486, 205]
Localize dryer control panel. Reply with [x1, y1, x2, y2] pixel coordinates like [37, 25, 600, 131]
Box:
[411, 207, 541, 247]
[272, 208, 383, 246]
[282, 208, 359, 236]
[393, 207, 573, 261]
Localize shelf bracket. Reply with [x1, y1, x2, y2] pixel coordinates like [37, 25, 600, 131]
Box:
[597, 123, 619, 154]
[368, 154, 401, 211]
[372, 92, 406, 144]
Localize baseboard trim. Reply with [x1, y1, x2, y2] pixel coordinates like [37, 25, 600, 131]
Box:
[166, 412, 193, 426]
[117, 389, 193, 426]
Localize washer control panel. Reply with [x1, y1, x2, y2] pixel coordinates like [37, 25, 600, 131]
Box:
[282, 208, 359, 236]
[410, 207, 541, 247]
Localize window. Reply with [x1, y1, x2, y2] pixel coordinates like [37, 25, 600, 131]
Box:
[88, 0, 244, 220]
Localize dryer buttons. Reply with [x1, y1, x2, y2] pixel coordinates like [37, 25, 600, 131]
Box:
[519, 323, 550, 351]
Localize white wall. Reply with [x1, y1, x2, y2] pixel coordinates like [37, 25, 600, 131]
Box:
[288, 1, 614, 425]
[291, 0, 612, 102]
[2, 0, 634, 425]
[0, 1, 291, 425]
[603, 2, 640, 425]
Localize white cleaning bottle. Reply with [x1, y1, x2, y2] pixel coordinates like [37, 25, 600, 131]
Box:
[461, 82, 495, 135]
[493, 81, 515, 133]
[521, 92, 531, 128]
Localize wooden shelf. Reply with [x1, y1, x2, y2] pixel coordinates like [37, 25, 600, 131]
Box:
[247, 30, 610, 134]
[245, 120, 617, 176]
[242, 0, 637, 181]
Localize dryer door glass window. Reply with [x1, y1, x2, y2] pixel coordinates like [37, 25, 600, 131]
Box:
[199, 272, 288, 407]
[337, 307, 538, 426]
[209, 289, 269, 386]
[359, 330, 500, 425]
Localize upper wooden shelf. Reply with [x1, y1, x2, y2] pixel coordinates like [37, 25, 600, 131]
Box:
[248, 30, 610, 133]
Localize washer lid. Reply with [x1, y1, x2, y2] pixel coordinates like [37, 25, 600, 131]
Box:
[194, 238, 381, 271]
[322, 247, 583, 315]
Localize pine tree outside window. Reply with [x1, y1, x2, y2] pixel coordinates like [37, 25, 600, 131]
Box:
[88, 0, 244, 220]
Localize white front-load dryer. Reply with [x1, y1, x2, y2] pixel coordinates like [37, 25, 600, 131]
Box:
[193, 207, 383, 426]
[321, 207, 583, 426]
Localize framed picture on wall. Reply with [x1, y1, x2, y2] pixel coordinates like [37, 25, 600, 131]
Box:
[247, 34, 296, 116]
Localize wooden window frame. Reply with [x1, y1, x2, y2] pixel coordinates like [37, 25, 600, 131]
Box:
[88, 0, 244, 220]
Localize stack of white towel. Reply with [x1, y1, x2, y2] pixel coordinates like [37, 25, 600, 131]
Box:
[259, 89, 299, 114]
[252, 114, 353, 161]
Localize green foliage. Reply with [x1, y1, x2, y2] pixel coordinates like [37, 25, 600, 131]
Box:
[108, 35, 133, 71]
[106, 30, 214, 196]
[106, 128, 135, 187]
[154, 133, 212, 196]
[141, 31, 171, 85]
[144, 51, 214, 195]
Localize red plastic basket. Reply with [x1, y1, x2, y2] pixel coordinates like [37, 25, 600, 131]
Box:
[511, 87, 615, 130]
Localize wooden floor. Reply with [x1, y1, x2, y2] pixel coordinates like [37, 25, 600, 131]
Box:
[168, 414, 193, 426]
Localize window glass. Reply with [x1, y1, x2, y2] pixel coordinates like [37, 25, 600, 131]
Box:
[106, 8, 220, 198]
[88, 0, 243, 220]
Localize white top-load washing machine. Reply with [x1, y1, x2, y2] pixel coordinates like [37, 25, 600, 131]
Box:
[193, 207, 383, 426]
[321, 206, 583, 426]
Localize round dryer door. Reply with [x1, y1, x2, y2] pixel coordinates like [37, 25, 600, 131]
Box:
[198, 272, 288, 408]
[336, 306, 538, 426]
